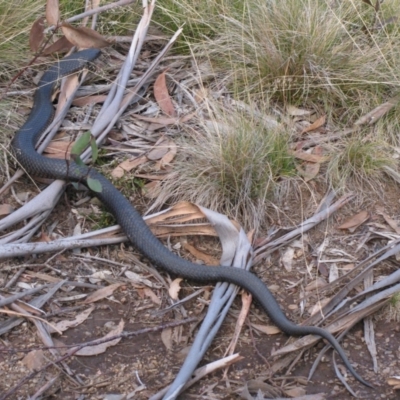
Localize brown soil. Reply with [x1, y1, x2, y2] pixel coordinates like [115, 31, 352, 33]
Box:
[2, 179, 400, 400]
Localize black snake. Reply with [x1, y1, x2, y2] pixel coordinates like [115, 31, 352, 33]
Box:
[11, 49, 372, 388]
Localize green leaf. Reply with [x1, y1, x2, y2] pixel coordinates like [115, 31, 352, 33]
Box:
[87, 177, 102, 193]
[71, 154, 85, 166]
[71, 131, 91, 157]
[90, 137, 99, 164]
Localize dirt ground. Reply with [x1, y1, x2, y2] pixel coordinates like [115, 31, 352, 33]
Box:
[2, 177, 400, 400]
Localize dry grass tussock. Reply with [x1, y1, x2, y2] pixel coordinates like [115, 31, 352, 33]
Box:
[153, 101, 296, 230]
[327, 136, 394, 193]
[0, 0, 43, 79]
[152, 0, 242, 52]
[0, 0, 46, 183]
[151, 0, 400, 224]
[196, 0, 400, 126]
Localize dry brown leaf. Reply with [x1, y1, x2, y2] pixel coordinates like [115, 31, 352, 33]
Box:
[29, 17, 45, 52]
[45, 141, 73, 154]
[44, 140, 73, 159]
[158, 140, 177, 167]
[15, 191, 30, 202]
[154, 70, 176, 117]
[46, 0, 59, 26]
[281, 247, 294, 272]
[151, 224, 218, 238]
[387, 377, 400, 387]
[246, 380, 283, 397]
[342, 263, 355, 271]
[43, 36, 74, 55]
[376, 208, 400, 234]
[169, 278, 183, 300]
[383, 215, 400, 234]
[161, 327, 173, 350]
[107, 130, 125, 141]
[301, 146, 323, 181]
[0, 204, 13, 218]
[355, 94, 400, 126]
[56, 73, 79, 114]
[183, 242, 219, 266]
[305, 278, 327, 292]
[136, 288, 146, 299]
[111, 167, 125, 179]
[72, 94, 107, 107]
[61, 22, 110, 49]
[25, 270, 61, 282]
[147, 138, 170, 160]
[83, 283, 121, 304]
[50, 306, 94, 333]
[111, 155, 147, 179]
[284, 387, 307, 397]
[337, 210, 369, 232]
[143, 287, 161, 305]
[292, 150, 328, 163]
[124, 270, 154, 287]
[22, 350, 46, 371]
[13, 301, 43, 315]
[147, 122, 167, 131]
[76, 319, 124, 356]
[287, 105, 312, 116]
[303, 161, 320, 182]
[145, 201, 219, 238]
[252, 323, 281, 335]
[146, 201, 206, 225]
[144, 180, 162, 199]
[132, 111, 196, 125]
[300, 114, 326, 134]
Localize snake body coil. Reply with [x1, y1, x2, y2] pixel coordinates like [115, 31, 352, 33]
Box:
[11, 50, 371, 388]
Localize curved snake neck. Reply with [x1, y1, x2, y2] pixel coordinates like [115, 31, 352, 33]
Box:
[11, 49, 372, 388]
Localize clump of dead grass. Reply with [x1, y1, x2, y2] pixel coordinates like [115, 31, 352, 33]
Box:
[154, 102, 295, 229]
[151, 0, 400, 197]
[327, 136, 394, 191]
[0, 0, 43, 80]
[198, 0, 400, 123]
[0, 0, 45, 183]
[153, 0, 245, 53]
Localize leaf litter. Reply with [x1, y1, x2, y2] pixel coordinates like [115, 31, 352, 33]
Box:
[2, 0, 400, 399]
